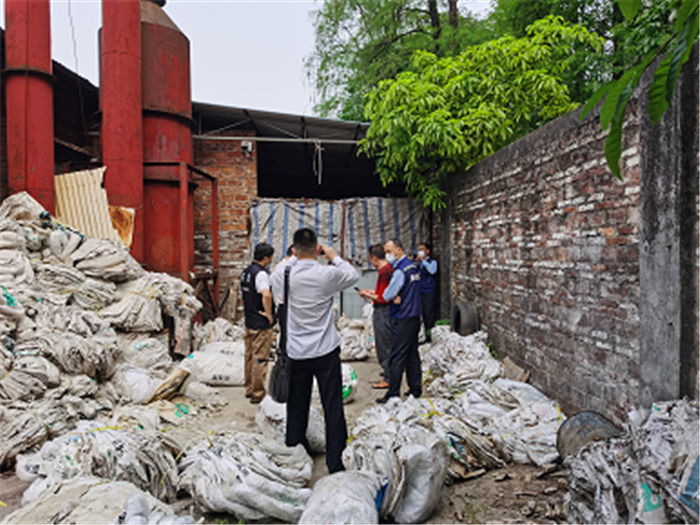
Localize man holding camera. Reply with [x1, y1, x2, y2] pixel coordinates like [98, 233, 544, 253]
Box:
[270, 228, 358, 473]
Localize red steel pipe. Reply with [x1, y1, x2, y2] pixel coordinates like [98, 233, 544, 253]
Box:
[4, 0, 55, 213]
[141, 0, 194, 279]
[100, 0, 144, 261]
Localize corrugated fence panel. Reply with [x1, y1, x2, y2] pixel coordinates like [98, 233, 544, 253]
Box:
[55, 167, 122, 244]
[250, 198, 428, 268]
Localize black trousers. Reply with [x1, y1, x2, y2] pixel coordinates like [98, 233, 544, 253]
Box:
[420, 292, 437, 341]
[286, 347, 347, 473]
[387, 317, 422, 399]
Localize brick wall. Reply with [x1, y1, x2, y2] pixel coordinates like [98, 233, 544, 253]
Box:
[193, 131, 256, 315]
[435, 50, 699, 424]
[439, 106, 642, 423]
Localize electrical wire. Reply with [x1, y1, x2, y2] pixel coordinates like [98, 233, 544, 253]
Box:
[67, 0, 89, 147]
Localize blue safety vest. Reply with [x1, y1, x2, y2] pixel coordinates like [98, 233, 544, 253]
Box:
[389, 257, 422, 319]
[419, 257, 437, 294]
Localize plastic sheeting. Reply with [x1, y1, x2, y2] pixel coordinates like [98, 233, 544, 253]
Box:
[249, 197, 429, 268]
[565, 399, 699, 524]
[178, 431, 313, 522]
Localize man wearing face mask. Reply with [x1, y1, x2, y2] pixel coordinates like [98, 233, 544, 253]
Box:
[377, 238, 422, 404]
[241, 243, 275, 404]
[416, 242, 438, 342]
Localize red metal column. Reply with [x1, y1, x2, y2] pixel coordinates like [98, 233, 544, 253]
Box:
[100, 0, 144, 261]
[4, 0, 55, 213]
[141, 0, 194, 279]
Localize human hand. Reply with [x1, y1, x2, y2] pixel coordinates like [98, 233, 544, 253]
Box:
[392, 296, 402, 305]
[320, 244, 338, 261]
[259, 311, 274, 324]
[358, 289, 371, 299]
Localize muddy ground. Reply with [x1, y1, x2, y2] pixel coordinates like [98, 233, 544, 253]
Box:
[0, 355, 568, 524]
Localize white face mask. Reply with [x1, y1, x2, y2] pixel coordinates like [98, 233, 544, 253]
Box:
[417, 250, 426, 259]
[386, 253, 396, 264]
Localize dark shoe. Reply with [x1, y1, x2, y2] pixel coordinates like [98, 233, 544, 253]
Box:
[245, 394, 252, 399]
[404, 390, 421, 398]
[376, 394, 397, 404]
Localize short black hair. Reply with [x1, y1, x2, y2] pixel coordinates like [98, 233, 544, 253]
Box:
[419, 242, 432, 253]
[286, 245, 294, 257]
[254, 243, 274, 261]
[369, 243, 385, 259]
[389, 238, 404, 251]
[294, 228, 317, 256]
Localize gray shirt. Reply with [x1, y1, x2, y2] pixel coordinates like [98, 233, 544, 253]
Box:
[270, 255, 359, 360]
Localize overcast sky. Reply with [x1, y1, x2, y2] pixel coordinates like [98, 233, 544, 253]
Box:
[1, 0, 492, 116]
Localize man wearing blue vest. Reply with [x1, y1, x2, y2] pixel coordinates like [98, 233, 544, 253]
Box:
[417, 242, 438, 342]
[241, 243, 275, 404]
[377, 238, 422, 403]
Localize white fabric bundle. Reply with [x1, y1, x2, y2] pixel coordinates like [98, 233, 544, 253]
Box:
[192, 316, 245, 351]
[183, 341, 245, 386]
[17, 328, 122, 381]
[111, 363, 160, 404]
[70, 237, 145, 283]
[2, 478, 181, 524]
[178, 431, 313, 522]
[0, 249, 35, 286]
[338, 315, 369, 361]
[122, 337, 172, 377]
[423, 328, 503, 396]
[256, 395, 327, 453]
[0, 230, 27, 252]
[16, 421, 179, 504]
[0, 397, 81, 469]
[299, 471, 385, 524]
[47, 228, 83, 263]
[343, 398, 450, 523]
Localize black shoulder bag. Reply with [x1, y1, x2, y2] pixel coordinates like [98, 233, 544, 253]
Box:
[269, 266, 291, 403]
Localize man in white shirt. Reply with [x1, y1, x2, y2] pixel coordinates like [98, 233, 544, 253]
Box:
[270, 228, 358, 473]
[241, 243, 275, 403]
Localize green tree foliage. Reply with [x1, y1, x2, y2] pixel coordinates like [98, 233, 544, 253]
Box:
[305, 0, 498, 121]
[489, 0, 622, 103]
[360, 16, 603, 211]
[581, 0, 699, 179]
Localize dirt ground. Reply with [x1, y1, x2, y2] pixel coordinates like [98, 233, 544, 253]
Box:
[0, 354, 568, 524]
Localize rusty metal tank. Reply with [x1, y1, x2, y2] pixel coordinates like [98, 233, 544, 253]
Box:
[100, 0, 144, 260]
[140, 0, 194, 278]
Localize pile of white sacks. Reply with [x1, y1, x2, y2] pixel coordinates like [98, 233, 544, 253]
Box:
[298, 324, 568, 524]
[0, 193, 318, 524]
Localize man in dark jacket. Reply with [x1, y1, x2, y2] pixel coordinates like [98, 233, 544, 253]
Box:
[240, 243, 275, 403]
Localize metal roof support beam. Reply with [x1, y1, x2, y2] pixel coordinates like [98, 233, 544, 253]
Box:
[192, 135, 360, 145]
